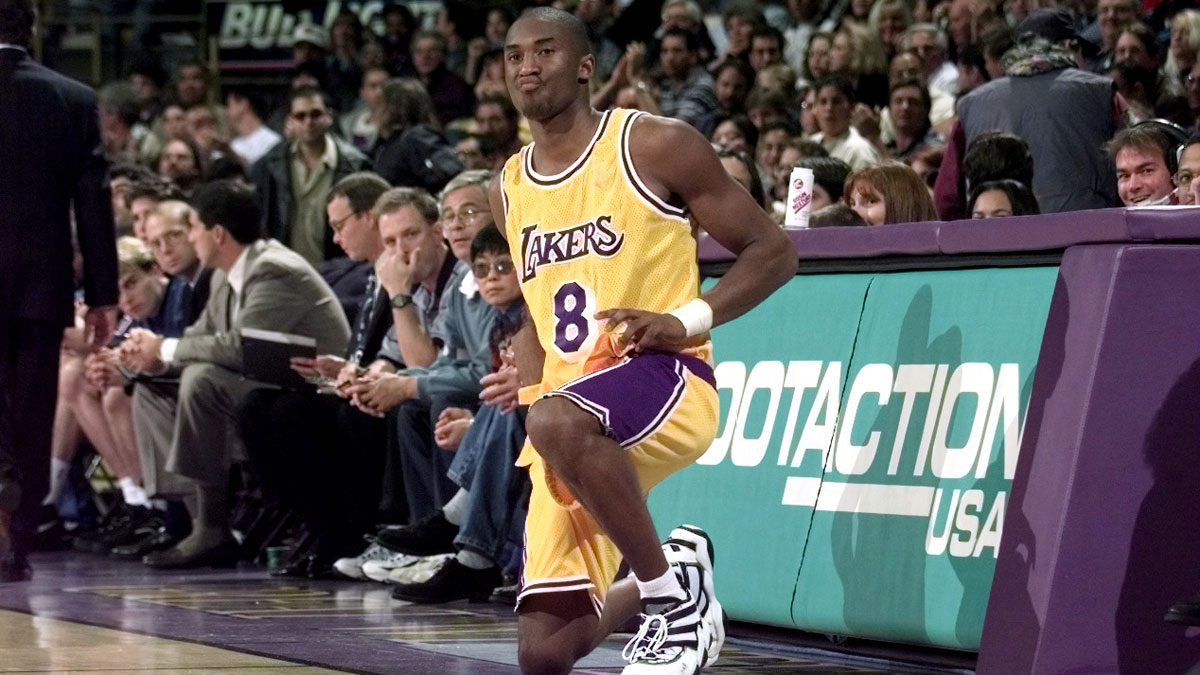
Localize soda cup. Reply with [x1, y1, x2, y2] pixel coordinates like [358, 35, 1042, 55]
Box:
[784, 167, 814, 228]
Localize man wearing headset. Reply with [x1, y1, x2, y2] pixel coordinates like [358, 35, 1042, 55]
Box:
[1107, 120, 1188, 207]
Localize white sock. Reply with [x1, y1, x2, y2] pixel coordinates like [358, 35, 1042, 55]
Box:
[441, 489, 469, 526]
[149, 499, 169, 511]
[635, 566, 686, 607]
[118, 478, 149, 507]
[455, 548, 493, 570]
[43, 457, 71, 506]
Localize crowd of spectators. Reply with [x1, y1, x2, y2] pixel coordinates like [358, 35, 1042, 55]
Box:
[44, 0, 1200, 607]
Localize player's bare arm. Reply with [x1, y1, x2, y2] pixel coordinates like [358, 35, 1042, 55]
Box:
[489, 175, 546, 386]
[598, 115, 797, 352]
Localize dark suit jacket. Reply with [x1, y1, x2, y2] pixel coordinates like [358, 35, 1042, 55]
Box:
[0, 48, 116, 325]
[248, 135, 371, 261]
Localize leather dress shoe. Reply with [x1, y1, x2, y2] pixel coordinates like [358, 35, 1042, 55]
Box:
[391, 558, 500, 603]
[375, 511, 457, 556]
[1166, 592, 1200, 626]
[112, 525, 184, 560]
[0, 551, 32, 582]
[143, 541, 239, 569]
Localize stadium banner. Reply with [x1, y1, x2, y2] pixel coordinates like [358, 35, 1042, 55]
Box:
[205, 0, 442, 72]
[648, 265, 1058, 650]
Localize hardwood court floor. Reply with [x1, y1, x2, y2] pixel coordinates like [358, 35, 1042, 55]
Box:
[0, 552, 974, 674]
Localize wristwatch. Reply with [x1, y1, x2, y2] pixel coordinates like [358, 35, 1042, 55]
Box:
[390, 293, 414, 309]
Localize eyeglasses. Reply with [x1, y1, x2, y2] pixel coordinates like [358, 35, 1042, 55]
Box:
[471, 258, 515, 278]
[442, 206, 488, 230]
[147, 228, 187, 251]
[290, 109, 327, 122]
[329, 211, 359, 233]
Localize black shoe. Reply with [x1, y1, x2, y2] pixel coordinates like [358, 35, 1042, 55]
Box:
[0, 551, 32, 583]
[111, 523, 185, 560]
[374, 511, 458, 556]
[73, 504, 141, 553]
[143, 540, 239, 569]
[391, 558, 500, 603]
[1166, 592, 1200, 626]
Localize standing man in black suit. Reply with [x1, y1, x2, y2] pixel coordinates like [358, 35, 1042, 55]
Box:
[0, 0, 118, 581]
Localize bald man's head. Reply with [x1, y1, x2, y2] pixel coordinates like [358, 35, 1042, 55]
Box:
[511, 7, 592, 60]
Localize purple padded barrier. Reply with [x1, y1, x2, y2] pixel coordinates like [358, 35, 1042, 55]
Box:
[935, 208, 1131, 254]
[697, 207, 1200, 264]
[978, 244, 1200, 674]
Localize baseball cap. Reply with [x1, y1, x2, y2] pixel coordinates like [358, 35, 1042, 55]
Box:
[292, 24, 329, 50]
[1015, 8, 1099, 57]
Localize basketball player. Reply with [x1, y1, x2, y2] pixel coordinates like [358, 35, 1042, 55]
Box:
[491, 8, 797, 675]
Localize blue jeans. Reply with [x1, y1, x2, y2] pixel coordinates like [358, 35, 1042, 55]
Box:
[446, 404, 529, 574]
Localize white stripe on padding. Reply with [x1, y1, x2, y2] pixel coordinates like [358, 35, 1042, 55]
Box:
[781, 478, 936, 517]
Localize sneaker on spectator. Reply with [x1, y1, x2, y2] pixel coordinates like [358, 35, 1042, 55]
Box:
[391, 558, 501, 603]
[620, 587, 703, 675]
[387, 553, 455, 585]
[664, 525, 725, 667]
[360, 550, 420, 583]
[373, 510, 457, 556]
[332, 541, 393, 580]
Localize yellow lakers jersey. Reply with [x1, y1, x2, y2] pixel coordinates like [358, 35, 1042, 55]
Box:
[500, 108, 713, 392]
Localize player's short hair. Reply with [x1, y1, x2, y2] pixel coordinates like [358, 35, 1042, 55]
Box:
[514, 7, 591, 59]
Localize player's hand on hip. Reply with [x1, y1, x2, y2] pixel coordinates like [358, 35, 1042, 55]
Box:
[595, 308, 687, 353]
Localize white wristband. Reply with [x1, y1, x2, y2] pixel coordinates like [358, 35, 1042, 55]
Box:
[668, 298, 713, 337]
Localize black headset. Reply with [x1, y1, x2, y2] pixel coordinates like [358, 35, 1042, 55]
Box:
[1132, 118, 1189, 174]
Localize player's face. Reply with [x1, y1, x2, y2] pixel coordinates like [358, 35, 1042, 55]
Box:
[504, 18, 594, 122]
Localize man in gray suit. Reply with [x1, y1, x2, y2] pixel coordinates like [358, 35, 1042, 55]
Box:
[120, 180, 349, 568]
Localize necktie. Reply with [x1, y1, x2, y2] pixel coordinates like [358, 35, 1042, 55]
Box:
[349, 274, 378, 364]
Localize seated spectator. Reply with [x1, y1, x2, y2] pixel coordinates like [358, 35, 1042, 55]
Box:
[756, 63, 797, 97]
[225, 88, 281, 167]
[374, 78, 465, 193]
[810, 202, 867, 227]
[744, 86, 789, 129]
[110, 163, 156, 237]
[811, 74, 881, 170]
[156, 138, 203, 196]
[59, 237, 196, 553]
[962, 131, 1035, 206]
[411, 30, 475, 127]
[846, 163, 938, 225]
[97, 82, 145, 164]
[771, 138, 830, 203]
[870, 0, 912, 61]
[124, 177, 185, 241]
[749, 25, 785, 73]
[184, 103, 232, 168]
[326, 10, 367, 113]
[652, 27, 719, 137]
[383, 225, 529, 603]
[970, 180, 1042, 218]
[716, 148, 768, 209]
[711, 113, 759, 156]
[473, 94, 523, 169]
[340, 66, 390, 155]
[908, 144, 944, 200]
[712, 58, 755, 116]
[1108, 121, 1186, 206]
[118, 180, 350, 569]
[829, 23, 889, 109]
[250, 86, 372, 266]
[956, 43, 991, 96]
[882, 79, 943, 162]
[1106, 62, 1158, 122]
[1173, 136, 1200, 205]
[904, 23, 958, 96]
[803, 32, 833, 84]
[455, 133, 494, 171]
[142, 201, 213, 318]
[238, 172, 396, 578]
[794, 156, 852, 211]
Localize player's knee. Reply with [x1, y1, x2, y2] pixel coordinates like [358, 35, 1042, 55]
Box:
[526, 397, 599, 458]
[517, 641, 575, 675]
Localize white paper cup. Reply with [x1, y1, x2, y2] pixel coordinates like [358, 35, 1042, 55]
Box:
[784, 167, 814, 228]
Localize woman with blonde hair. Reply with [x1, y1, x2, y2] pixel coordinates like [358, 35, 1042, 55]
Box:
[830, 22, 889, 107]
[1165, 10, 1200, 97]
[869, 0, 913, 59]
[844, 162, 939, 225]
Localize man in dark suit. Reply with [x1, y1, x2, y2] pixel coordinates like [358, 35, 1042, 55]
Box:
[0, 0, 118, 581]
[239, 172, 395, 577]
[119, 180, 349, 568]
